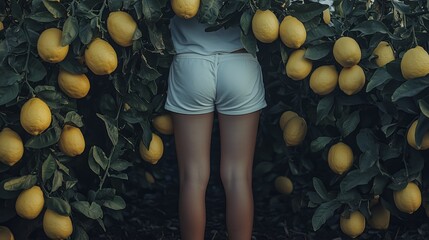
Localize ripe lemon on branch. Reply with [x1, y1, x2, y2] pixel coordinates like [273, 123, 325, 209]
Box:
[139, 133, 164, 164]
[400, 46, 429, 80]
[58, 70, 90, 99]
[309, 65, 338, 95]
[43, 209, 73, 239]
[406, 119, 429, 150]
[338, 65, 365, 95]
[393, 182, 421, 214]
[368, 204, 390, 230]
[58, 125, 85, 157]
[37, 28, 69, 63]
[152, 114, 174, 135]
[107, 11, 138, 47]
[328, 142, 353, 174]
[274, 176, 293, 194]
[283, 116, 307, 146]
[279, 111, 298, 130]
[279, 16, 306, 49]
[340, 211, 365, 238]
[252, 9, 279, 43]
[333, 37, 361, 67]
[20, 97, 52, 136]
[0, 128, 24, 166]
[84, 38, 118, 75]
[286, 49, 312, 80]
[372, 41, 395, 67]
[171, 0, 200, 19]
[15, 186, 44, 220]
[0, 226, 14, 240]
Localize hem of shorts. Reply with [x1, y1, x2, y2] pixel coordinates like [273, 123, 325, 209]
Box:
[217, 103, 267, 116]
[164, 105, 215, 115]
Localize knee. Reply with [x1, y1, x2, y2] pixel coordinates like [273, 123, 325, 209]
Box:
[220, 165, 252, 190]
[180, 168, 210, 191]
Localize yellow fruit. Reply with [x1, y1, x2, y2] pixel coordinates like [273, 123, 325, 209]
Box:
[58, 125, 85, 157]
[401, 46, 429, 80]
[15, 186, 44, 220]
[252, 10, 279, 43]
[37, 28, 69, 63]
[309, 65, 338, 95]
[0, 22, 4, 31]
[153, 114, 174, 135]
[107, 11, 138, 47]
[279, 111, 298, 130]
[84, 38, 118, 75]
[286, 49, 312, 80]
[123, 103, 131, 112]
[145, 171, 155, 184]
[139, 133, 164, 164]
[0, 128, 24, 166]
[338, 65, 365, 95]
[340, 211, 365, 238]
[373, 41, 395, 67]
[20, 97, 52, 135]
[58, 70, 90, 99]
[43, 209, 73, 239]
[274, 176, 293, 194]
[0, 226, 14, 240]
[322, 9, 330, 24]
[171, 0, 200, 19]
[279, 16, 306, 49]
[328, 142, 353, 174]
[368, 204, 390, 230]
[407, 120, 429, 150]
[393, 182, 421, 214]
[283, 116, 307, 146]
[333, 37, 361, 67]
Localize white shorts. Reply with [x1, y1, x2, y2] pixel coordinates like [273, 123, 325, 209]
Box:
[165, 52, 267, 115]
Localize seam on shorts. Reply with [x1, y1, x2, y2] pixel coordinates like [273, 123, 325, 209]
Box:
[164, 105, 215, 115]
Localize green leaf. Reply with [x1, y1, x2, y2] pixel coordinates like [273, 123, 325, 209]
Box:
[89, 146, 109, 170]
[62, 16, 79, 46]
[312, 200, 342, 231]
[110, 159, 133, 171]
[306, 24, 335, 43]
[316, 94, 334, 124]
[42, 0, 66, 18]
[340, 166, 379, 192]
[103, 195, 126, 210]
[359, 150, 378, 170]
[0, 66, 21, 87]
[139, 118, 152, 148]
[72, 201, 104, 219]
[391, 76, 429, 102]
[304, 42, 332, 60]
[240, 31, 257, 57]
[313, 177, 329, 201]
[96, 188, 116, 200]
[351, 20, 390, 36]
[199, 0, 222, 24]
[146, 23, 165, 52]
[46, 197, 71, 216]
[142, 0, 162, 22]
[42, 154, 56, 183]
[356, 128, 377, 152]
[240, 9, 252, 36]
[27, 57, 47, 82]
[28, 11, 57, 22]
[310, 137, 332, 152]
[71, 225, 90, 240]
[88, 154, 101, 175]
[64, 111, 84, 127]
[419, 97, 429, 118]
[51, 170, 63, 192]
[340, 110, 360, 137]
[3, 175, 37, 191]
[372, 175, 390, 195]
[25, 125, 61, 149]
[289, 2, 328, 22]
[0, 83, 19, 105]
[391, 0, 410, 14]
[110, 173, 128, 180]
[79, 22, 93, 45]
[366, 67, 392, 92]
[254, 161, 274, 176]
[96, 113, 119, 145]
[415, 114, 429, 150]
[108, 0, 122, 11]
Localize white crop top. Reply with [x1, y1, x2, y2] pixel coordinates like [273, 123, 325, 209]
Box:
[169, 16, 244, 55]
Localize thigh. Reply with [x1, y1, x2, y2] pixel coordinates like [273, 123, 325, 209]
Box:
[172, 112, 214, 182]
[218, 111, 261, 179]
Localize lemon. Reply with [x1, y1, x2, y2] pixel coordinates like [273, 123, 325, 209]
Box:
[107, 11, 138, 47]
[333, 37, 361, 67]
[43, 209, 73, 239]
[274, 176, 293, 194]
[368, 204, 390, 230]
[171, 0, 200, 19]
[393, 182, 421, 214]
[84, 38, 118, 75]
[322, 9, 330, 24]
[145, 171, 155, 184]
[309, 65, 338, 95]
[20, 97, 52, 136]
[279, 16, 306, 49]
[279, 111, 298, 130]
[153, 114, 174, 135]
[283, 116, 307, 146]
[58, 125, 85, 157]
[0, 128, 24, 166]
[338, 65, 365, 95]
[139, 133, 164, 164]
[15, 186, 45, 220]
[0, 226, 14, 240]
[328, 142, 353, 174]
[58, 70, 90, 99]
[286, 49, 312, 80]
[407, 119, 429, 150]
[401, 46, 429, 80]
[340, 211, 365, 238]
[0, 22, 4, 31]
[123, 103, 131, 112]
[252, 9, 279, 43]
[372, 41, 395, 67]
[37, 28, 69, 63]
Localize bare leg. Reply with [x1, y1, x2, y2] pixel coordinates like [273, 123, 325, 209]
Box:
[218, 111, 260, 240]
[172, 112, 214, 240]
